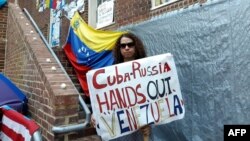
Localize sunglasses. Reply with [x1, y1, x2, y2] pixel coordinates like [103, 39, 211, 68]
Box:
[120, 42, 135, 49]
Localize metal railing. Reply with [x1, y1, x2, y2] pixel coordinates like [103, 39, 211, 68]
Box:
[32, 131, 43, 141]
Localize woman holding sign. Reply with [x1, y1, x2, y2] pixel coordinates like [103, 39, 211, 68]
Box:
[91, 32, 153, 141]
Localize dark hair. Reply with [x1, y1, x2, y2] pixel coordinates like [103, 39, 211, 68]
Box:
[113, 32, 146, 64]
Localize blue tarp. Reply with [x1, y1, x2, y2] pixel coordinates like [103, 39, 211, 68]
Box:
[0, 73, 28, 114]
[0, 0, 7, 8]
[121, 0, 250, 140]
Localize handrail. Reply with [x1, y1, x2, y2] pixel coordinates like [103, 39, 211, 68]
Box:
[32, 130, 43, 141]
[23, 8, 64, 75]
[22, 8, 91, 133]
[52, 95, 91, 133]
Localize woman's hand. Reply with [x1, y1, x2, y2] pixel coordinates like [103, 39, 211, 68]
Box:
[141, 125, 151, 141]
[91, 114, 96, 127]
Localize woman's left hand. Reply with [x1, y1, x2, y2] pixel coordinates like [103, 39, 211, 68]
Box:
[90, 114, 96, 127]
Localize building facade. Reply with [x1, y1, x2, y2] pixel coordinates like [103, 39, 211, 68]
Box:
[4, 0, 211, 140]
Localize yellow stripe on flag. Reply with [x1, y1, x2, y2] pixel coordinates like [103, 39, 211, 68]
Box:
[46, 0, 50, 8]
[70, 12, 127, 52]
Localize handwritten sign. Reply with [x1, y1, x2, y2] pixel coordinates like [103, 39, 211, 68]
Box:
[49, 9, 61, 47]
[87, 53, 185, 140]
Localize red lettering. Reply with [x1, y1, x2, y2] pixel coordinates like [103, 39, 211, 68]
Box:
[123, 73, 131, 82]
[136, 84, 146, 104]
[93, 69, 107, 89]
[107, 75, 116, 86]
[159, 63, 162, 74]
[164, 62, 171, 72]
[125, 86, 137, 107]
[96, 92, 109, 113]
[110, 90, 120, 110]
[151, 66, 158, 75]
[116, 66, 123, 84]
[115, 88, 128, 108]
[132, 61, 141, 79]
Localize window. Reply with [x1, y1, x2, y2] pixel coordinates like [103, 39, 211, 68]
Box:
[88, 0, 114, 28]
[151, 0, 181, 9]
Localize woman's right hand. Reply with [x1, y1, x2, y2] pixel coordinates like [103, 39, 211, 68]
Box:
[141, 125, 151, 141]
[91, 114, 96, 127]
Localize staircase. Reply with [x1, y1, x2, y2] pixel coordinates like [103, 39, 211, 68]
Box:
[3, 3, 101, 140]
[53, 47, 101, 140]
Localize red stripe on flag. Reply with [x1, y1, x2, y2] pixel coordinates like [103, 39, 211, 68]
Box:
[52, 0, 57, 9]
[2, 108, 39, 135]
[1, 124, 25, 141]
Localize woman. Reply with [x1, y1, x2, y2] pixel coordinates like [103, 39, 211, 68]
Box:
[91, 32, 153, 141]
[113, 32, 146, 64]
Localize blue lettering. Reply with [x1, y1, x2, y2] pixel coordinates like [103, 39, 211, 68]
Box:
[117, 110, 130, 133]
[174, 95, 183, 115]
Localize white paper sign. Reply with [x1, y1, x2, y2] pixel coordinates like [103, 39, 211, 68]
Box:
[96, 0, 114, 28]
[87, 53, 185, 140]
[63, 0, 85, 19]
[49, 9, 61, 47]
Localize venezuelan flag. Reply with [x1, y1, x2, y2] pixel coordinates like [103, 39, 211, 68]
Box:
[46, 0, 57, 9]
[64, 12, 126, 97]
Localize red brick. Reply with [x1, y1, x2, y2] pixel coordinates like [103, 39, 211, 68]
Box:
[0, 6, 7, 73]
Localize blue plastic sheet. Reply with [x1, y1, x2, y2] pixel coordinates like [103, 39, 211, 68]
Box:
[0, 0, 7, 8]
[120, 0, 250, 140]
[0, 73, 28, 114]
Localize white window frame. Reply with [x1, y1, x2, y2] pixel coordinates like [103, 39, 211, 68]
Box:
[88, 0, 115, 28]
[88, 0, 98, 28]
[151, 0, 181, 10]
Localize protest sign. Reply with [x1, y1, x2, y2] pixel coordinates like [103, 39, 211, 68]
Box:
[87, 53, 185, 140]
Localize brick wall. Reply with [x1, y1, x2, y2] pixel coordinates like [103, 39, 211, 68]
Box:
[17, 0, 86, 98]
[17, 0, 207, 39]
[0, 5, 8, 72]
[18, 0, 50, 40]
[8, 0, 16, 3]
[15, 0, 208, 93]
[5, 3, 80, 141]
[104, 0, 207, 30]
